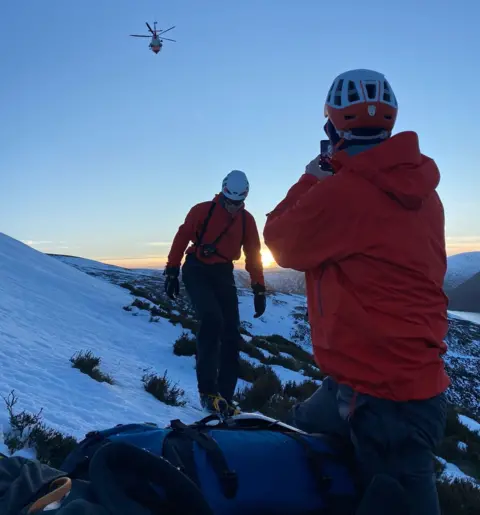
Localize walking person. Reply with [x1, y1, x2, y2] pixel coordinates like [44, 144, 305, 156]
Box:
[264, 69, 449, 514]
[164, 170, 266, 415]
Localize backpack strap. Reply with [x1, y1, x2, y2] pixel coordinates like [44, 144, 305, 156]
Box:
[188, 416, 331, 494]
[169, 419, 238, 499]
[195, 202, 245, 260]
[89, 441, 214, 515]
[209, 212, 238, 248]
[195, 202, 217, 248]
[283, 431, 332, 493]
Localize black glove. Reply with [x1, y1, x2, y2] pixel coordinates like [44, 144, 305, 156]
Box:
[252, 283, 266, 318]
[164, 267, 180, 300]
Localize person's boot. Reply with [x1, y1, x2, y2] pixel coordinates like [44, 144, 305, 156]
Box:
[218, 399, 241, 417]
[200, 393, 229, 415]
[225, 400, 241, 417]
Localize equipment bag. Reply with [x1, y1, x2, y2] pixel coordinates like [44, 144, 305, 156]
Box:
[0, 445, 213, 515]
[60, 415, 358, 515]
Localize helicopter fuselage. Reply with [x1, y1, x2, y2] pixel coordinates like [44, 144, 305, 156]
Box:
[130, 22, 174, 54]
[149, 36, 162, 53]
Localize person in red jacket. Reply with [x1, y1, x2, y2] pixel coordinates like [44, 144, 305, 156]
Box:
[165, 170, 266, 415]
[264, 69, 449, 515]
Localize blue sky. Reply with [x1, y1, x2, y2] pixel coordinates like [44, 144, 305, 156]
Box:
[1, 0, 479, 268]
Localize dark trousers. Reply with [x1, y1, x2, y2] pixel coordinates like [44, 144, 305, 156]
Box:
[182, 255, 241, 402]
[288, 377, 447, 515]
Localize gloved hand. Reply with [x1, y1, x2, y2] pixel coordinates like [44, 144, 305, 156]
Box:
[164, 267, 180, 300]
[252, 283, 266, 318]
[305, 155, 334, 180]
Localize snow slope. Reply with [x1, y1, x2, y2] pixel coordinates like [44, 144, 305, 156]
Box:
[1, 236, 480, 489]
[445, 251, 480, 291]
[50, 255, 310, 349]
[0, 236, 309, 442]
[450, 311, 480, 325]
[50, 254, 480, 416]
[0, 234, 201, 440]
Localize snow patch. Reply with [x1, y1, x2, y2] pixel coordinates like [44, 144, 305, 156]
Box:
[449, 311, 480, 325]
[240, 352, 263, 367]
[270, 365, 311, 385]
[257, 348, 273, 358]
[436, 456, 479, 486]
[459, 414, 480, 435]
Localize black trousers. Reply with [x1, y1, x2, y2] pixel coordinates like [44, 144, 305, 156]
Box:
[182, 255, 241, 402]
[288, 377, 447, 515]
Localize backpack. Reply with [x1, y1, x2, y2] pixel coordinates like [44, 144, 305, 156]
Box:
[0, 446, 213, 515]
[59, 414, 358, 515]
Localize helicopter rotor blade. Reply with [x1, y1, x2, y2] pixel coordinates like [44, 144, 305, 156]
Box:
[130, 35, 150, 38]
[161, 37, 176, 42]
[146, 22, 154, 33]
[158, 26, 175, 35]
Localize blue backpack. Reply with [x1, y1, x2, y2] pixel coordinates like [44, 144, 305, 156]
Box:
[60, 414, 358, 515]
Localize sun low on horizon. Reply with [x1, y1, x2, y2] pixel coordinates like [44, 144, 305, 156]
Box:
[261, 249, 276, 268]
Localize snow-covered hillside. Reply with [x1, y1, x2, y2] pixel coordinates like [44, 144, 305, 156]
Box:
[1, 234, 480, 498]
[49, 253, 480, 417]
[450, 311, 480, 325]
[259, 269, 305, 295]
[0, 236, 309, 443]
[0, 235, 199, 440]
[445, 251, 480, 291]
[52, 255, 310, 350]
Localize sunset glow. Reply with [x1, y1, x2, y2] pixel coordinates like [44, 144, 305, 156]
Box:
[261, 249, 276, 268]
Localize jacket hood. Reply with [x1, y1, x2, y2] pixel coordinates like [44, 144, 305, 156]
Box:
[333, 131, 440, 210]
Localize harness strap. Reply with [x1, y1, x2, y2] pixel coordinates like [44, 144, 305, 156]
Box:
[170, 419, 238, 499]
[283, 432, 332, 493]
[194, 201, 246, 261]
[195, 202, 217, 248]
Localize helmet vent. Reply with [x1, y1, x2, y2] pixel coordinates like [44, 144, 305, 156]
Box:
[365, 83, 378, 100]
[383, 81, 392, 103]
[326, 83, 335, 104]
[383, 80, 397, 106]
[333, 79, 344, 106]
[347, 81, 360, 102]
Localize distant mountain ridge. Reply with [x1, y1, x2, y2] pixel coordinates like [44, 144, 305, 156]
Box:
[50, 251, 480, 313]
[448, 271, 480, 313]
[236, 268, 305, 295]
[444, 251, 480, 292]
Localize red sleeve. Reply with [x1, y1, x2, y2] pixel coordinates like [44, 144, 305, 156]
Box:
[243, 212, 265, 286]
[263, 174, 358, 271]
[166, 206, 198, 268]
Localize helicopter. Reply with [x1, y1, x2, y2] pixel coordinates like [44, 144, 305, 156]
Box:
[130, 21, 176, 54]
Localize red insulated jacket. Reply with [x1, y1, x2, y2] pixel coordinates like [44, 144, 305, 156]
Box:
[167, 196, 265, 286]
[264, 131, 450, 401]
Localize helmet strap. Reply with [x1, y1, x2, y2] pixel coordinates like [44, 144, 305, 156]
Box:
[337, 129, 390, 141]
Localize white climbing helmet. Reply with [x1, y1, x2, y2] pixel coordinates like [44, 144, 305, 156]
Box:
[324, 69, 398, 136]
[221, 170, 250, 202]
